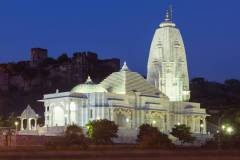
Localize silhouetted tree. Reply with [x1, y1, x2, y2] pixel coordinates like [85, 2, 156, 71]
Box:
[171, 124, 195, 144]
[57, 53, 70, 64]
[86, 119, 118, 144]
[137, 124, 173, 149]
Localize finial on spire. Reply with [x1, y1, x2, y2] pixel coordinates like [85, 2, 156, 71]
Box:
[165, 5, 173, 22]
[85, 75, 93, 84]
[121, 61, 129, 71]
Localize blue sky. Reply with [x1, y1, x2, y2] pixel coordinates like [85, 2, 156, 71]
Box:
[0, 0, 239, 81]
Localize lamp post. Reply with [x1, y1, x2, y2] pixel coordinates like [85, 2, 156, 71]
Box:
[14, 121, 19, 147]
[14, 121, 19, 135]
[217, 115, 224, 150]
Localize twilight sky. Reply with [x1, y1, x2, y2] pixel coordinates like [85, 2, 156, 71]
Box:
[0, 0, 239, 81]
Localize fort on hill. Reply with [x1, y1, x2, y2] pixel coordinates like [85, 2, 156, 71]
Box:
[0, 48, 120, 115]
[0, 48, 120, 92]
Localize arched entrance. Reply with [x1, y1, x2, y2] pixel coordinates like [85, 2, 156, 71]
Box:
[53, 106, 65, 126]
[116, 113, 127, 127]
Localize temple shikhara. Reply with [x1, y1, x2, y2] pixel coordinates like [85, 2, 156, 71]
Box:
[19, 8, 208, 143]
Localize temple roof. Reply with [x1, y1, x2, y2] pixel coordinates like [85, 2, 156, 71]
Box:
[20, 105, 39, 119]
[100, 62, 165, 96]
[70, 63, 166, 97]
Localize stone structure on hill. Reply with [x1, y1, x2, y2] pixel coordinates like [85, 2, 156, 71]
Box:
[0, 50, 120, 93]
[31, 48, 48, 65]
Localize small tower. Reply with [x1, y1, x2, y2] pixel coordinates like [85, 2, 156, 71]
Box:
[30, 48, 48, 65]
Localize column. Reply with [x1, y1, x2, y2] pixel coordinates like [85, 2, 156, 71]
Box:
[195, 117, 200, 133]
[191, 116, 195, 133]
[203, 116, 207, 134]
[67, 102, 71, 125]
[34, 118, 37, 130]
[28, 118, 31, 130]
[20, 118, 24, 131]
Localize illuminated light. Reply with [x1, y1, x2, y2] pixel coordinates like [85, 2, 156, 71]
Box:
[96, 116, 100, 120]
[14, 121, 19, 126]
[221, 125, 226, 130]
[200, 124, 204, 128]
[226, 127, 233, 134]
[126, 118, 129, 123]
[216, 130, 219, 134]
[152, 120, 156, 125]
[177, 122, 181, 126]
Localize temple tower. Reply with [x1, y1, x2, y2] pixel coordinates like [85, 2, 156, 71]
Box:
[147, 7, 190, 101]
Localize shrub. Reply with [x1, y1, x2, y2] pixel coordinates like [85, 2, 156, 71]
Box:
[137, 124, 173, 149]
[86, 119, 118, 144]
[171, 124, 195, 144]
[45, 125, 88, 150]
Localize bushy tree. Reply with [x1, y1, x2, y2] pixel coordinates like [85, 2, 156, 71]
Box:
[137, 124, 173, 149]
[46, 124, 88, 149]
[86, 119, 118, 144]
[57, 53, 70, 64]
[65, 124, 87, 147]
[65, 124, 84, 137]
[171, 124, 195, 144]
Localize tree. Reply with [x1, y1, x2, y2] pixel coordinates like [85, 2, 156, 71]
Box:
[46, 124, 88, 149]
[40, 57, 57, 67]
[65, 124, 84, 137]
[57, 53, 70, 64]
[171, 124, 195, 144]
[137, 124, 173, 149]
[86, 119, 118, 144]
[65, 124, 87, 148]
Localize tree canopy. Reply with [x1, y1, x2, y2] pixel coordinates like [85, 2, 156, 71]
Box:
[171, 124, 195, 144]
[86, 119, 118, 144]
[137, 124, 173, 149]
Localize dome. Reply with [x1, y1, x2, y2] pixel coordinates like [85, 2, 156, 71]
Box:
[71, 76, 106, 93]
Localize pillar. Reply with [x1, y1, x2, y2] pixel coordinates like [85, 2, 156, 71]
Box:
[202, 116, 207, 134]
[27, 118, 31, 130]
[20, 118, 24, 131]
[34, 118, 37, 130]
[191, 116, 195, 133]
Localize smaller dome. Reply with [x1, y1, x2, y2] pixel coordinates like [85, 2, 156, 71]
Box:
[71, 76, 106, 93]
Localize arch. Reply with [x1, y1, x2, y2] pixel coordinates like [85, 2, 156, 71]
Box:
[70, 102, 77, 124]
[23, 119, 27, 130]
[53, 106, 65, 126]
[116, 113, 127, 127]
[30, 119, 35, 130]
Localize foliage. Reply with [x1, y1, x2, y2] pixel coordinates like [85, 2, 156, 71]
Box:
[86, 119, 118, 144]
[65, 124, 84, 137]
[57, 53, 70, 64]
[0, 113, 19, 128]
[40, 57, 57, 67]
[137, 124, 173, 149]
[46, 125, 88, 150]
[65, 124, 88, 149]
[171, 124, 195, 144]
